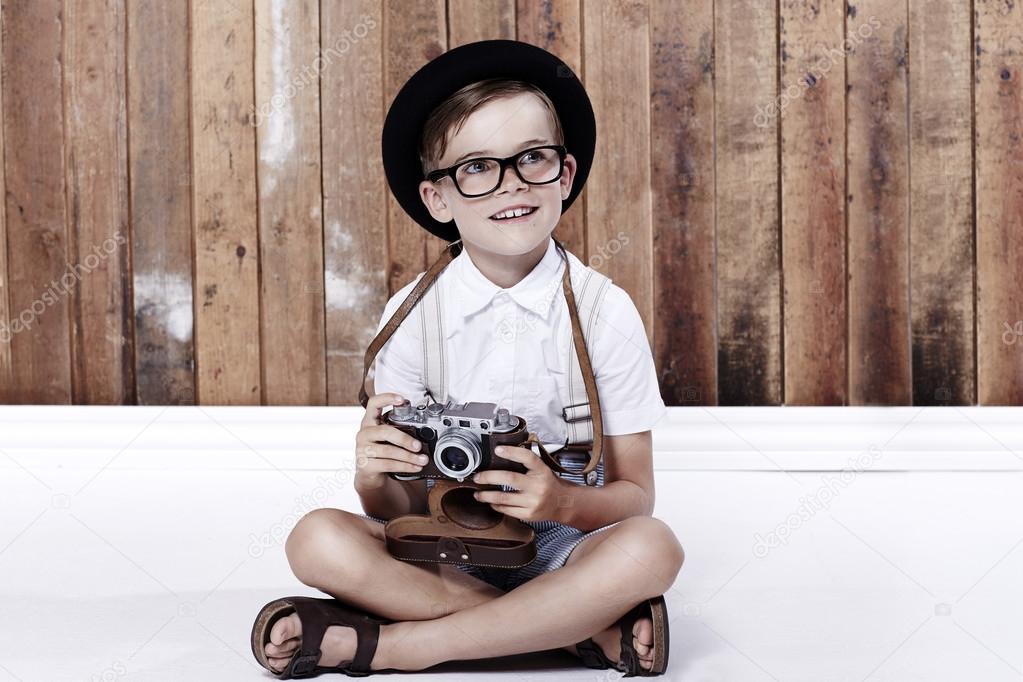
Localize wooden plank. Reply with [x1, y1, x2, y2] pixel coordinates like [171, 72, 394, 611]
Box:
[449, 0, 515, 46]
[975, 0, 1023, 404]
[0, 10, 10, 400]
[779, 0, 846, 405]
[715, 0, 781, 405]
[909, 0, 974, 405]
[254, 0, 326, 405]
[517, 0, 586, 259]
[1, 0, 72, 403]
[321, 3, 387, 405]
[847, 1, 911, 405]
[582, 0, 655, 341]
[191, 0, 261, 404]
[650, 0, 716, 406]
[383, 0, 447, 295]
[65, 0, 134, 404]
[127, 0, 196, 404]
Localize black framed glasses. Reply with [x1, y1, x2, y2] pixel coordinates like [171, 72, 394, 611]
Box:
[426, 144, 567, 198]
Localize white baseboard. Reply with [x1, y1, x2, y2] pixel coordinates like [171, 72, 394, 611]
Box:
[0, 405, 1020, 472]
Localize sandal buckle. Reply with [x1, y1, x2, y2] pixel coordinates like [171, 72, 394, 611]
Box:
[291, 653, 319, 675]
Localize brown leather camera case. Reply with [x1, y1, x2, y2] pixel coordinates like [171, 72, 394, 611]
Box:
[383, 479, 537, 568]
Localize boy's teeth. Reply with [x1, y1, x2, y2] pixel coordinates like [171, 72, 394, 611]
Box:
[492, 207, 535, 219]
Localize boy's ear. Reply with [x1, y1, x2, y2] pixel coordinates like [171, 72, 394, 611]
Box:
[419, 179, 454, 223]
[560, 153, 578, 201]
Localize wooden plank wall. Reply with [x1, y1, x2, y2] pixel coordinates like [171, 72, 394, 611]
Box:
[0, 0, 1020, 406]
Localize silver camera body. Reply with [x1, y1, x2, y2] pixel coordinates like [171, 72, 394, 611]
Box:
[385, 398, 530, 482]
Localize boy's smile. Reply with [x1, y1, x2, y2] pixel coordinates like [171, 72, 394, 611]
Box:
[418, 92, 577, 286]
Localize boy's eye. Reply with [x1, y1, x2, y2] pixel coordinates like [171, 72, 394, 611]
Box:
[519, 151, 541, 164]
[461, 159, 493, 175]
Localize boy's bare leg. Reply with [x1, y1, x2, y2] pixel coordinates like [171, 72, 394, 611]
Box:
[265, 511, 684, 673]
[264, 508, 628, 670]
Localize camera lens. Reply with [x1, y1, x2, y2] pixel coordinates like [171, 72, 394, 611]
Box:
[440, 446, 469, 472]
[433, 430, 481, 479]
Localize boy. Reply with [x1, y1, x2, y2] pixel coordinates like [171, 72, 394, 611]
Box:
[251, 40, 684, 678]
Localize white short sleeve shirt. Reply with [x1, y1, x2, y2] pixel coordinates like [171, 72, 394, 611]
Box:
[370, 237, 667, 450]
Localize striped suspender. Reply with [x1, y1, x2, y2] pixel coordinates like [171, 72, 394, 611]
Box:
[420, 276, 448, 404]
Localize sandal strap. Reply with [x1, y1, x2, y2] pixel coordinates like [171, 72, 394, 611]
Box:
[350, 615, 381, 674]
[287, 601, 330, 677]
[290, 652, 320, 677]
[575, 637, 613, 669]
[280, 597, 385, 677]
[616, 599, 651, 675]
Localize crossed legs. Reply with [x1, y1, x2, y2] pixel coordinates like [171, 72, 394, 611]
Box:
[265, 508, 684, 672]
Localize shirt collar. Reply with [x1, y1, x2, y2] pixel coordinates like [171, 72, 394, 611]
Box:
[453, 237, 564, 321]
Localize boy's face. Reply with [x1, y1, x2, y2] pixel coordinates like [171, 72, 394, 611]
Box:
[418, 92, 577, 256]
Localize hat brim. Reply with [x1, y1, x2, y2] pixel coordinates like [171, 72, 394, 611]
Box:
[381, 39, 596, 242]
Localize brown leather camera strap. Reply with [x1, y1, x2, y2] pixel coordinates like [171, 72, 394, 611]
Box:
[358, 238, 464, 409]
[358, 237, 602, 480]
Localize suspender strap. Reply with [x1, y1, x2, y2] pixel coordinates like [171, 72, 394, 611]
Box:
[420, 273, 448, 404]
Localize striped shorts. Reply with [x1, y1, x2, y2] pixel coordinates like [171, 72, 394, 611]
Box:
[358, 453, 621, 591]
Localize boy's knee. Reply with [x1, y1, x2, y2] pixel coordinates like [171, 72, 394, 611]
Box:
[285, 509, 366, 584]
[609, 516, 685, 593]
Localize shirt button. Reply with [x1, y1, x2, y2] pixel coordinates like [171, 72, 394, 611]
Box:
[497, 318, 515, 342]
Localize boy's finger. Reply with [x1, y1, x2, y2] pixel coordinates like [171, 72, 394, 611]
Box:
[367, 424, 423, 456]
[471, 469, 525, 489]
[493, 444, 538, 470]
[488, 504, 525, 519]
[361, 393, 406, 428]
[474, 489, 524, 507]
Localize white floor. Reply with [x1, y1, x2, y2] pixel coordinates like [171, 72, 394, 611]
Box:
[1, 406, 1022, 681]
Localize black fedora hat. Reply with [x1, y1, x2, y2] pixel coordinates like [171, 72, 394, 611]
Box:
[381, 39, 596, 242]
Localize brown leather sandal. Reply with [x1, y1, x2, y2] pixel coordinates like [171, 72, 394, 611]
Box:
[574, 594, 670, 676]
[250, 596, 397, 678]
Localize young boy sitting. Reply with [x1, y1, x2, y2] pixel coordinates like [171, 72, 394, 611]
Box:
[251, 39, 684, 678]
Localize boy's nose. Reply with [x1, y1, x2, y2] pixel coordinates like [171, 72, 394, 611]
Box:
[495, 163, 528, 194]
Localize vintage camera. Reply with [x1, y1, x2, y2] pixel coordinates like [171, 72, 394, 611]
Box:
[384, 398, 531, 482]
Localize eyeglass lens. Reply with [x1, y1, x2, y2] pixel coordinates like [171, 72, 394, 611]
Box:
[454, 147, 561, 196]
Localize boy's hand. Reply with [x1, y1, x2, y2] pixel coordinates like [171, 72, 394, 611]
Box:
[354, 392, 428, 490]
[470, 444, 565, 522]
